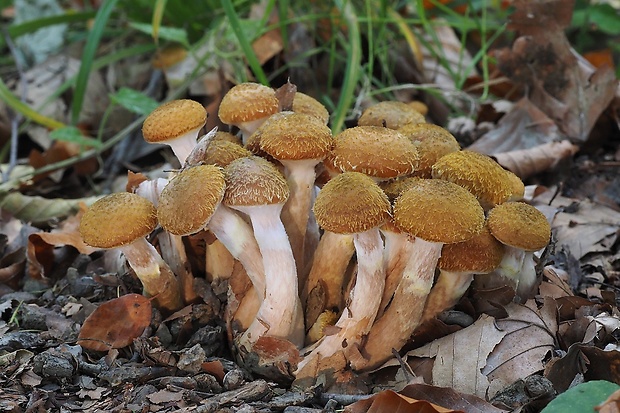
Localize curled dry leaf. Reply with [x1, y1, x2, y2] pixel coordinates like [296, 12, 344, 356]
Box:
[343, 388, 462, 413]
[0, 192, 100, 226]
[27, 203, 100, 279]
[77, 294, 152, 352]
[493, 140, 579, 179]
[597, 388, 620, 413]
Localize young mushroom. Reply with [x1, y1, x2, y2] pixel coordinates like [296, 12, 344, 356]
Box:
[80, 192, 182, 313]
[358, 101, 426, 129]
[218, 82, 280, 144]
[397, 123, 461, 178]
[142, 99, 207, 166]
[351, 179, 485, 371]
[487, 201, 551, 301]
[295, 172, 391, 379]
[223, 156, 304, 349]
[421, 224, 504, 322]
[259, 112, 334, 281]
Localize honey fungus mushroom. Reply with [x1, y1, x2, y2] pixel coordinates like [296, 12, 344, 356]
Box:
[80, 192, 182, 312]
[142, 99, 207, 166]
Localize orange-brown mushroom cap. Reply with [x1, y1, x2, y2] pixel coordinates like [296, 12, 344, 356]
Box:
[398, 123, 460, 178]
[358, 101, 426, 129]
[431, 150, 516, 207]
[201, 139, 252, 167]
[394, 179, 484, 244]
[142, 99, 206, 144]
[80, 192, 157, 249]
[327, 126, 419, 179]
[293, 92, 330, 124]
[157, 165, 226, 236]
[260, 112, 333, 161]
[438, 225, 504, 272]
[218, 82, 279, 125]
[223, 156, 289, 207]
[487, 202, 551, 251]
[313, 172, 391, 234]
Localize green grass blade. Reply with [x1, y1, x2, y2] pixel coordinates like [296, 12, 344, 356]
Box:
[151, 0, 167, 43]
[331, 0, 361, 133]
[220, 0, 269, 85]
[70, 0, 120, 125]
[0, 76, 64, 130]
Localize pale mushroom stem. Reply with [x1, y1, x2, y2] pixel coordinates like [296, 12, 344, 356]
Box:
[208, 205, 266, 298]
[134, 178, 197, 303]
[120, 238, 182, 313]
[235, 204, 304, 348]
[495, 245, 526, 284]
[378, 230, 413, 317]
[350, 237, 441, 372]
[205, 239, 236, 282]
[280, 158, 321, 285]
[296, 228, 385, 374]
[516, 252, 538, 301]
[421, 271, 474, 322]
[166, 129, 202, 165]
[238, 118, 269, 145]
[302, 231, 355, 329]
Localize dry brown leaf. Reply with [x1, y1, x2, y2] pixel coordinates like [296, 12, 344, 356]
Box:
[77, 294, 152, 352]
[483, 299, 557, 398]
[400, 384, 508, 413]
[27, 204, 99, 279]
[493, 140, 579, 179]
[29, 140, 99, 182]
[597, 388, 620, 413]
[344, 389, 462, 413]
[405, 314, 507, 398]
[496, 0, 617, 140]
[468, 97, 560, 155]
[532, 189, 620, 260]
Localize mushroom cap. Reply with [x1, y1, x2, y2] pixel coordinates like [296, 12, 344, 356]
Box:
[379, 176, 422, 203]
[438, 225, 504, 273]
[157, 165, 226, 236]
[505, 170, 525, 201]
[313, 172, 391, 234]
[327, 126, 419, 179]
[202, 139, 252, 167]
[431, 150, 515, 207]
[212, 131, 242, 146]
[152, 44, 187, 69]
[394, 179, 484, 244]
[260, 112, 333, 161]
[408, 101, 428, 116]
[397, 123, 460, 178]
[358, 101, 426, 129]
[80, 192, 157, 249]
[223, 156, 289, 207]
[293, 92, 330, 124]
[218, 82, 279, 125]
[142, 99, 206, 144]
[487, 202, 551, 251]
[245, 112, 291, 161]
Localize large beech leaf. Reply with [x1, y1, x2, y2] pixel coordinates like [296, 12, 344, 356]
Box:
[343, 388, 462, 413]
[78, 294, 152, 352]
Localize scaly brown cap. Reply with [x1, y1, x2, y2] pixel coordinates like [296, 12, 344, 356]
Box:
[313, 172, 391, 234]
[142, 99, 206, 144]
[293, 92, 330, 124]
[398, 123, 460, 178]
[218, 82, 279, 125]
[438, 225, 504, 273]
[327, 126, 419, 179]
[487, 202, 551, 251]
[358, 101, 426, 129]
[202, 139, 252, 167]
[260, 112, 333, 161]
[379, 176, 422, 203]
[431, 150, 515, 207]
[157, 165, 226, 236]
[212, 131, 242, 146]
[223, 156, 289, 206]
[394, 179, 484, 244]
[80, 192, 157, 249]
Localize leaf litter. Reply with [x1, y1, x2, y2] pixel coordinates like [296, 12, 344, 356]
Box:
[1, 0, 620, 412]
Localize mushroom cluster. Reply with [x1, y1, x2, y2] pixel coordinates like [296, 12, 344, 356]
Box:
[79, 82, 551, 385]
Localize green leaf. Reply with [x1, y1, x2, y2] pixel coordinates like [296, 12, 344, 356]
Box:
[110, 87, 159, 115]
[8, 11, 96, 39]
[541, 380, 620, 413]
[49, 127, 103, 149]
[588, 4, 620, 35]
[129, 22, 189, 47]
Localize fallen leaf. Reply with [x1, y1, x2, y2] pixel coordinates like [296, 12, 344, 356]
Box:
[405, 314, 507, 398]
[597, 388, 620, 413]
[0, 191, 101, 225]
[483, 299, 558, 398]
[344, 388, 463, 413]
[77, 294, 152, 352]
[492, 140, 579, 179]
[400, 384, 509, 413]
